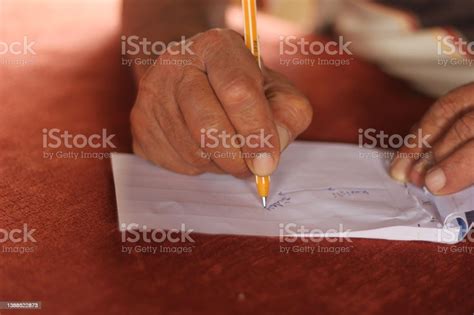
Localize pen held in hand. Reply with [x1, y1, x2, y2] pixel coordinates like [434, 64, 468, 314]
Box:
[242, 0, 270, 208]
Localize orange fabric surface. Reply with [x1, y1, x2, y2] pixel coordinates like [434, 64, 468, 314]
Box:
[1, 1, 473, 314]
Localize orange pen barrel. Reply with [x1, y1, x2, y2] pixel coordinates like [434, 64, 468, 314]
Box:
[255, 175, 270, 196]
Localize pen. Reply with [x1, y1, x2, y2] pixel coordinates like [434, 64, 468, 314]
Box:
[241, 0, 270, 208]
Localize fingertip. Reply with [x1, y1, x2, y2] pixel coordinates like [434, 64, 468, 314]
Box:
[425, 168, 447, 194]
[408, 168, 425, 187]
[248, 152, 276, 176]
[390, 157, 412, 182]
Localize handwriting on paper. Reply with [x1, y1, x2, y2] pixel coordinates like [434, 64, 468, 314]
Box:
[267, 192, 291, 210]
[266, 188, 372, 210]
[327, 187, 370, 199]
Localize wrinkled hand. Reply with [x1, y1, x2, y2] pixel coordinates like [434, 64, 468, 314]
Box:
[390, 83, 474, 195]
[131, 28, 312, 177]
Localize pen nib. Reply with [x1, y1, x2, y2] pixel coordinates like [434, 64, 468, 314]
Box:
[262, 196, 267, 208]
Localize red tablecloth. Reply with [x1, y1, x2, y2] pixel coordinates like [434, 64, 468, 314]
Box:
[1, 1, 473, 314]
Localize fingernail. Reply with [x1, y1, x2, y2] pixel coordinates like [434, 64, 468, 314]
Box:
[413, 151, 434, 174]
[413, 159, 429, 174]
[425, 168, 446, 193]
[251, 153, 275, 176]
[276, 124, 290, 152]
[390, 158, 412, 182]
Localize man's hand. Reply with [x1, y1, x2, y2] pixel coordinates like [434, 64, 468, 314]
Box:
[390, 83, 474, 195]
[130, 28, 312, 177]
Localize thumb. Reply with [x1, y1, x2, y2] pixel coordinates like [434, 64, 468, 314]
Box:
[425, 140, 474, 195]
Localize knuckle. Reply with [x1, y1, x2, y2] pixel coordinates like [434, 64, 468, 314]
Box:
[205, 28, 225, 37]
[421, 110, 445, 135]
[205, 28, 241, 42]
[221, 73, 263, 105]
[234, 114, 275, 143]
[280, 94, 313, 133]
[178, 66, 200, 85]
[435, 97, 458, 119]
[222, 29, 243, 42]
[293, 95, 313, 128]
[183, 149, 212, 168]
[197, 112, 227, 131]
[430, 86, 467, 125]
[137, 79, 163, 109]
[445, 139, 474, 182]
[204, 28, 229, 44]
[454, 111, 474, 140]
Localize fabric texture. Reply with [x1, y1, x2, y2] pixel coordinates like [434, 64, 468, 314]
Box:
[1, 1, 473, 314]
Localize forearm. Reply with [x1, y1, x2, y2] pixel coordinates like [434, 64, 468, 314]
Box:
[122, 0, 227, 79]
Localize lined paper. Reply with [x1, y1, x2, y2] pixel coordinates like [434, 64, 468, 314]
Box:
[112, 142, 473, 243]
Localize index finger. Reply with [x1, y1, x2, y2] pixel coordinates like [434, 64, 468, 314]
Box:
[196, 29, 280, 176]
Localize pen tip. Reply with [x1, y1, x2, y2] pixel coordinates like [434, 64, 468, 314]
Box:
[262, 196, 267, 208]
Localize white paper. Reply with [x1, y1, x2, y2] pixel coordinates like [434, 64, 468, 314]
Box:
[111, 142, 474, 244]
